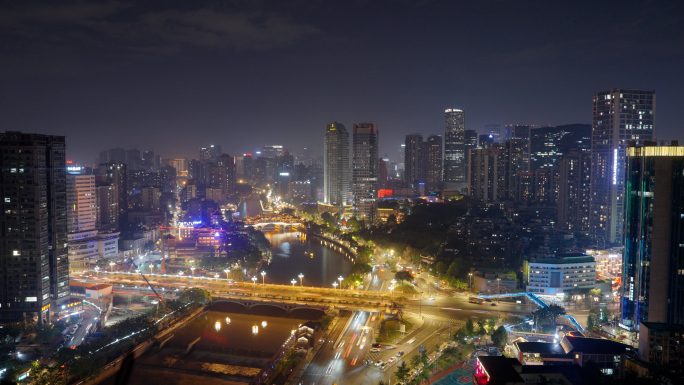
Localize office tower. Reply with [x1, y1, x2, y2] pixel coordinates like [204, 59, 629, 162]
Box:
[200, 145, 222, 163]
[188, 159, 200, 180]
[173, 158, 188, 177]
[404, 133, 424, 186]
[424, 135, 443, 192]
[0, 132, 68, 324]
[352, 123, 379, 221]
[255, 156, 276, 185]
[590, 89, 655, 246]
[468, 145, 502, 202]
[484, 124, 501, 142]
[262, 145, 284, 159]
[558, 151, 591, 232]
[323, 122, 350, 206]
[96, 183, 118, 231]
[67, 172, 97, 233]
[465, 130, 478, 149]
[502, 139, 526, 201]
[479, 134, 495, 147]
[620, 142, 684, 331]
[378, 158, 388, 190]
[278, 150, 294, 171]
[530, 124, 591, 171]
[96, 162, 128, 225]
[444, 109, 466, 188]
[397, 143, 406, 179]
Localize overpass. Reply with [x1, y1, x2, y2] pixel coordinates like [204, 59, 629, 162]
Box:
[476, 292, 585, 332]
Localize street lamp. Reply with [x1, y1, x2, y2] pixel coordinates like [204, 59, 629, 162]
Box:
[389, 285, 395, 300]
[298, 273, 304, 286]
[191, 266, 195, 277]
[333, 282, 338, 290]
[149, 264, 154, 275]
[178, 271, 184, 278]
[261, 271, 266, 287]
[224, 269, 230, 280]
[110, 262, 115, 272]
[251, 276, 257, 289]
[291, 279, 296, 287]
[338, 276, 344, 289]
[94, 266, 100, 277]
[214, 273, 219, 280]
[469, 273, 473, 290]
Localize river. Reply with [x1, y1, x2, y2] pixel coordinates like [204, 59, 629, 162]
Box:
[238, 197, 353, 288]
[263, 231, 352, 288]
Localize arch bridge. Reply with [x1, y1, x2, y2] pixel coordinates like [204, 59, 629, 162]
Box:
[243, 214, 302, 231]
[211, 296, 327, 313]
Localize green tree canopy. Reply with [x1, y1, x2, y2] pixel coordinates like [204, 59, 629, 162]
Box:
[395, 270, 414, 283]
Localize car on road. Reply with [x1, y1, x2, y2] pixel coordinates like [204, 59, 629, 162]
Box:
[491, 302, 498, 306]
[371, 343, 381, 348]
[387, 357, 396, 364]
[428, 297, 435, 300]
[370, 348, 380, 353]
[375, 360, 383, 366]
[397, 351, 405, 357]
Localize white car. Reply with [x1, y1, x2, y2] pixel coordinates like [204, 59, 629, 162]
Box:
[375, 360, 383, 366]
[387, 357, 397, 364]
[370, 348, 380, 353]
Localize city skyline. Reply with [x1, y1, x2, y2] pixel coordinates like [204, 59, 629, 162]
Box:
[1, 1, 683, 163]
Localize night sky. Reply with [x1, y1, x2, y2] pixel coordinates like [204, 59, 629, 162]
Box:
[2, 1, 683, 163]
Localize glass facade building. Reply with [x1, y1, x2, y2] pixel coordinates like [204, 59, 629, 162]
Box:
[620, 143, 684, 331]
[444, 109, 466, 187]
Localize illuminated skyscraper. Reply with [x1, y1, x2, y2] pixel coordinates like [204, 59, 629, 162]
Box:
[444, 109, 466, 189]
[324, 122, 349, 206]
[589, 89, 655, 246]
[621, 143, 684, 331]
[352, 123, 378, 221]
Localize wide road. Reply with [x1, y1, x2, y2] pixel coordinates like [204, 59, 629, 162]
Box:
[65, 309, 100, 348]
[299, 311, 374, 385]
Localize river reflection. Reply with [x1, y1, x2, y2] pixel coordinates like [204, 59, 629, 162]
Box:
[263, 232, 352, 288]
[170, 310, 309, 356]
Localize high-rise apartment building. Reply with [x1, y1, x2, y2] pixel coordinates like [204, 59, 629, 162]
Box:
[67, 172, 97, 233]
[590, 89, 655, 246]
[324, 122, 350, 206]
[620, 143, 684, 331]
[96, 182, 118, 231]
[404, 134, 424, 186]
[501, 139, 526, 201]
[444, 109, 466, 188]
[262, 145, 284, 159]
[96, 162, 128, 225]
[468, 146, 502, 202]
[558, 151, 591, 233]
[352, 123, 379, 221]
[424, 135, 443, 192]
[0, 132, 69, 324]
